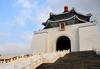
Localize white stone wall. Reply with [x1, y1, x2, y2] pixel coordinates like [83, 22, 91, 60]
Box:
[79, 25, 100, 51]
[29, 22, 99, 53]
[49, 24, 80, 52]
[29, 32, 47, 54]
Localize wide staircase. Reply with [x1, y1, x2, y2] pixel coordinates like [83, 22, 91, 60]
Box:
[36, 50, 100, 69]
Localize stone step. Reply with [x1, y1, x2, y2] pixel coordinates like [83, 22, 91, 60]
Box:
[36, 50, 100, 69]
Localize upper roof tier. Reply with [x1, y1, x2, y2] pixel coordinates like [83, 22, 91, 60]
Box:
[42, 7, 92, 29]
[48, 8, 92, 21]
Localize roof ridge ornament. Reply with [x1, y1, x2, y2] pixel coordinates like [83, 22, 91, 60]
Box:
[64, 6, 68, 12]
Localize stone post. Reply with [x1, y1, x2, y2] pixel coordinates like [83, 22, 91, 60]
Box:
[10, 57, 12, 62]
[4, 55, 5, 64]
[30, 58, 33, 69]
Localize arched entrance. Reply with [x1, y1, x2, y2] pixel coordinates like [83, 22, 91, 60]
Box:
[56, 36, 71, 52]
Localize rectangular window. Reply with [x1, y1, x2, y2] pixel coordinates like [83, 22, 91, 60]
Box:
[59, 22, 65, 31]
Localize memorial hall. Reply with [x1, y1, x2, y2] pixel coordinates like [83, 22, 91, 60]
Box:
[29, 6, 100, 54]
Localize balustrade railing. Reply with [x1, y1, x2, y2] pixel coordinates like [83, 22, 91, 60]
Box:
[20, 50, 69, 69]
[0, 53, 36, 64]
[2, 48, 100, 69]
[0, 50, 70, 69]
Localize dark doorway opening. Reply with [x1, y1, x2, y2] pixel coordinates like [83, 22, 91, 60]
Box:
[56, 36, 71, 52]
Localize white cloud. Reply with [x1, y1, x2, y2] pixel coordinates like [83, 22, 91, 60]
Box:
[36, 9, 52, 23]
[13, 0, 37, 26]
[17, 0, 33, 8]
[22, 31, 33, 41]
[13, 0, 37, 9]
[0, 42, 30, 54]
[13, 10, 32, 25]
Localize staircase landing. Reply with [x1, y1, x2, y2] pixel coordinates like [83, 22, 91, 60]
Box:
[36, 51, 100, 69]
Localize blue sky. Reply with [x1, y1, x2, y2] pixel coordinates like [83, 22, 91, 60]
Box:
[0, 0, 100, 54]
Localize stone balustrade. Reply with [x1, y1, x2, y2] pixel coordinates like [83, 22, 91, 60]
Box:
[0, 50, 69, 69]
[20, 50, 69, 69]
[0, 53, 37, 64]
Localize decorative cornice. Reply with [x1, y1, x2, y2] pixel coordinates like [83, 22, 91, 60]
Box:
[34, 31, 49, 34]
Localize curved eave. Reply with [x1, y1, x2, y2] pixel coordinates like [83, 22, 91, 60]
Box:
[48, 15, 88, 23]
[50, 7, 92, 17]
[42, 22, 46, 26]
[44, 15, 88, 29]
[69, 8, 92, 17]
[43, 20, 53, 29]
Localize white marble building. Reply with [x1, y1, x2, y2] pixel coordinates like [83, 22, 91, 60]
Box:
[29, 7, 100, 54]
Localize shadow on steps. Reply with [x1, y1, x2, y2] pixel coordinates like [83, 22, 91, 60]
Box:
[36, 50, 100, 69]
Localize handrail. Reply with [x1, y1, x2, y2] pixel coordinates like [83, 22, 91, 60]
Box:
[0, 50, 69, 69]
[0, 53, 36, 64]
[20, 50, 69, 69]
